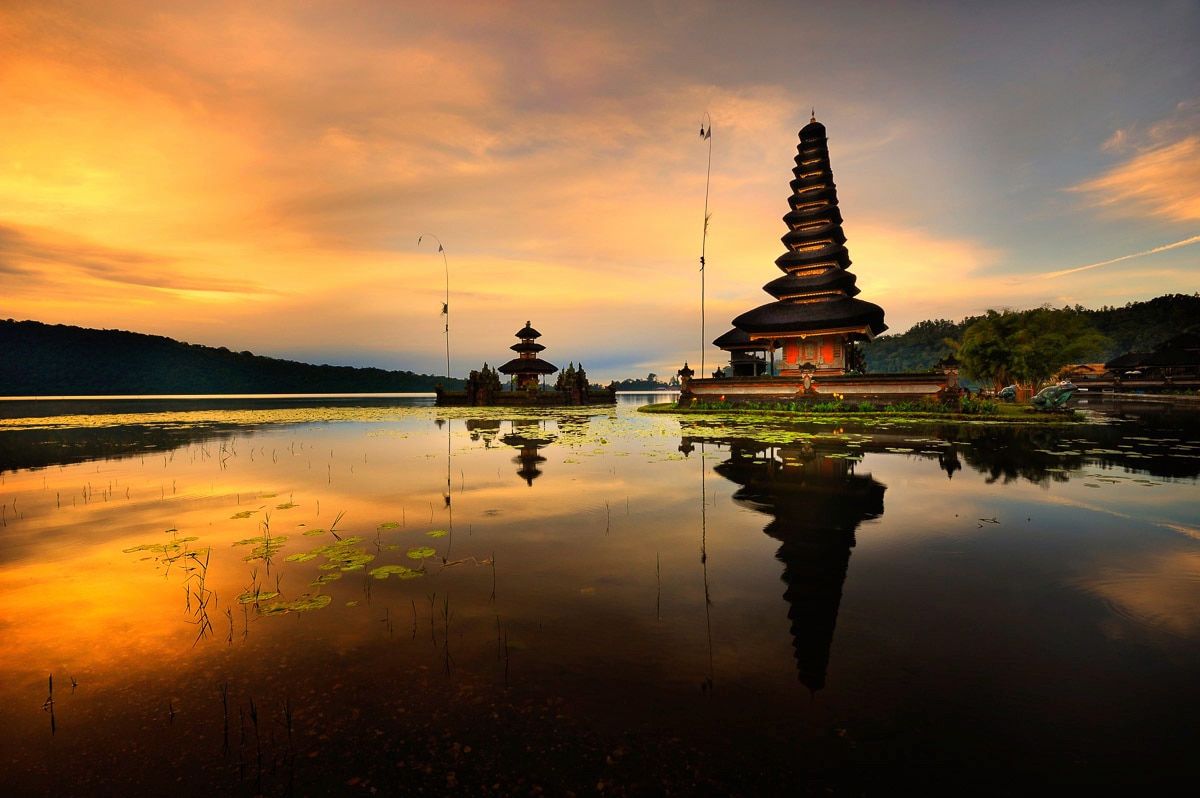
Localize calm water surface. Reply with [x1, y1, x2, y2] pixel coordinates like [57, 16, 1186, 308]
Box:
[1, 394, 1198, 795]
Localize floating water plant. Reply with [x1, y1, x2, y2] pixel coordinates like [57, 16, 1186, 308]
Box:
[237, 589, 280, 604]
[369, 564, 423, 580]
[406, 545, 437, 560]
[259, 593, 332, 616]
[426, 529, 448, 538]
[232, 535, 288, 562]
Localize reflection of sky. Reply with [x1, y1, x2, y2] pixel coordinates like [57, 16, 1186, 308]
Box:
[1, 404, 1199, 788]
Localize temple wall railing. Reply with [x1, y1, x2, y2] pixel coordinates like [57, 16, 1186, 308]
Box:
[682, 373, 956, 404]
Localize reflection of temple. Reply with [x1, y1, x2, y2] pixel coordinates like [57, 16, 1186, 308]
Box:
[502, 421, 556, 486]
[702, 436, 886, 692]
[465, 419, 502, 447]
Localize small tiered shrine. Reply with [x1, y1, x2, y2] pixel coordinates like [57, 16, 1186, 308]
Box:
[715, 114, 887, 376]
[497, 321, 558, 390]
[436, 322, 616, 406]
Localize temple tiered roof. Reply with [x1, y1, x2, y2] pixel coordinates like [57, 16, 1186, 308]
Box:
[498, 321, 557, 388]
[718, 115, 886, 362]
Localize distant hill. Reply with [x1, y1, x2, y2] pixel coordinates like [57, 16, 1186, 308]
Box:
[0, 319, 465, 395]
[862, 293, 1200, 374]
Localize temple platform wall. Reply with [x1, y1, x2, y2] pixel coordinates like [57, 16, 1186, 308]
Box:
[435, 388, 617, 407]
[683, 373, 956, 404]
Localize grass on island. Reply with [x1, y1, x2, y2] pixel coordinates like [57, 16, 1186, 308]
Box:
[639, 396, 1084, 424]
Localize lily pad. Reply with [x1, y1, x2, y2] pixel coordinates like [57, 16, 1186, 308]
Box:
[369, 564, 423, 580]
[406, 546, 437, 560]
[237, 590, 280, 604]
[377, 521, 401, 531]
[427, 529, 448, 538]
[259, 593, 332, 616]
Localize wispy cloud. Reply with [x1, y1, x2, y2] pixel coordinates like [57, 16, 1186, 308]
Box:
[1039, 234, 1200, 280]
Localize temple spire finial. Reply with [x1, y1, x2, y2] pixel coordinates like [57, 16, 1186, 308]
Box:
[810, 108, 816, 123]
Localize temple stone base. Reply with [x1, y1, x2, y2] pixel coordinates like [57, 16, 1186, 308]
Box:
[435, 387, 616, 407]
[682, 373, 960, 405]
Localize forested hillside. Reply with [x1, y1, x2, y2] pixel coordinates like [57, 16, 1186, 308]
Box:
[0, 319, 464, 395]
[862, 293, 1200, 374]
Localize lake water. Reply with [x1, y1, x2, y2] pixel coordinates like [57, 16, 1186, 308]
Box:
[1, 393, 1198, 795]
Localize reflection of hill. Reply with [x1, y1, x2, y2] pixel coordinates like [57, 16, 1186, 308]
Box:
[0, 396, 428, 474]
[701, 436, 886, 692]
[0, 423, 245, 474]
[680, 410, 1200, 485]
[936, 419, 1200, 483]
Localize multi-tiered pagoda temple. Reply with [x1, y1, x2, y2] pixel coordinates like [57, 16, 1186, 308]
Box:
[436, 321, 616, 406]
[497, 321, 558, 390]
[714, 114, 887, 376]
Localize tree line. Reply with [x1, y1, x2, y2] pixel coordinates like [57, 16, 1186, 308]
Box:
[861, 293, 1200, 389]
[0, 319, 465, 395]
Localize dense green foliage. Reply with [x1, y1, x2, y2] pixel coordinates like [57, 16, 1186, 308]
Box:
[863, 319, 971, 373]
[0, 319, 465, 395]
[958, 308, 1109, 389]
[863, 293, 1200, 374]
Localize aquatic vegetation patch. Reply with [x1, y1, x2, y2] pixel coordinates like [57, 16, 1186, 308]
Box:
[237, 589, 280, 604]
[377, 522, 401, 531]
[275, 502, 298, 510]
[123, 536, 199, 554]
[369, 564, 423, 580]
[229, 510, 257, 520]
[284, 536, 376, 571]
[427, 529, 448, 538]
[406, 546, 437, 560]
[259, 593, 332, 616]
[232, 535, 288, 561]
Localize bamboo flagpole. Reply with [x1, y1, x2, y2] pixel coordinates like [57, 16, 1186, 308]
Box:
[418, 234, 450, 383]
[699, 113, 712, 378]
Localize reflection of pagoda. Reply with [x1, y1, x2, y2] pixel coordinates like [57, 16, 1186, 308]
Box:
[502, 421, 556, 486]
[707, 437, 885, 692]
[498, 322, 558, 390]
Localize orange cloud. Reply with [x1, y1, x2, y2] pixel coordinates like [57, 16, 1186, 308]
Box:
[1070, 103, 1200, 223]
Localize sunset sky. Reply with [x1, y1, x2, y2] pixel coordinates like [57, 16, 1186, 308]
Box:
[3, 1, 1197, 382]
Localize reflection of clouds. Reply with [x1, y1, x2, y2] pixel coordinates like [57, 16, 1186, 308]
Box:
[1077, 552, 1200, 641]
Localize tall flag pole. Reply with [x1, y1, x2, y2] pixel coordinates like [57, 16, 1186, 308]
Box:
[699, 113, 712, 379]
[418, 234, 450, 383]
